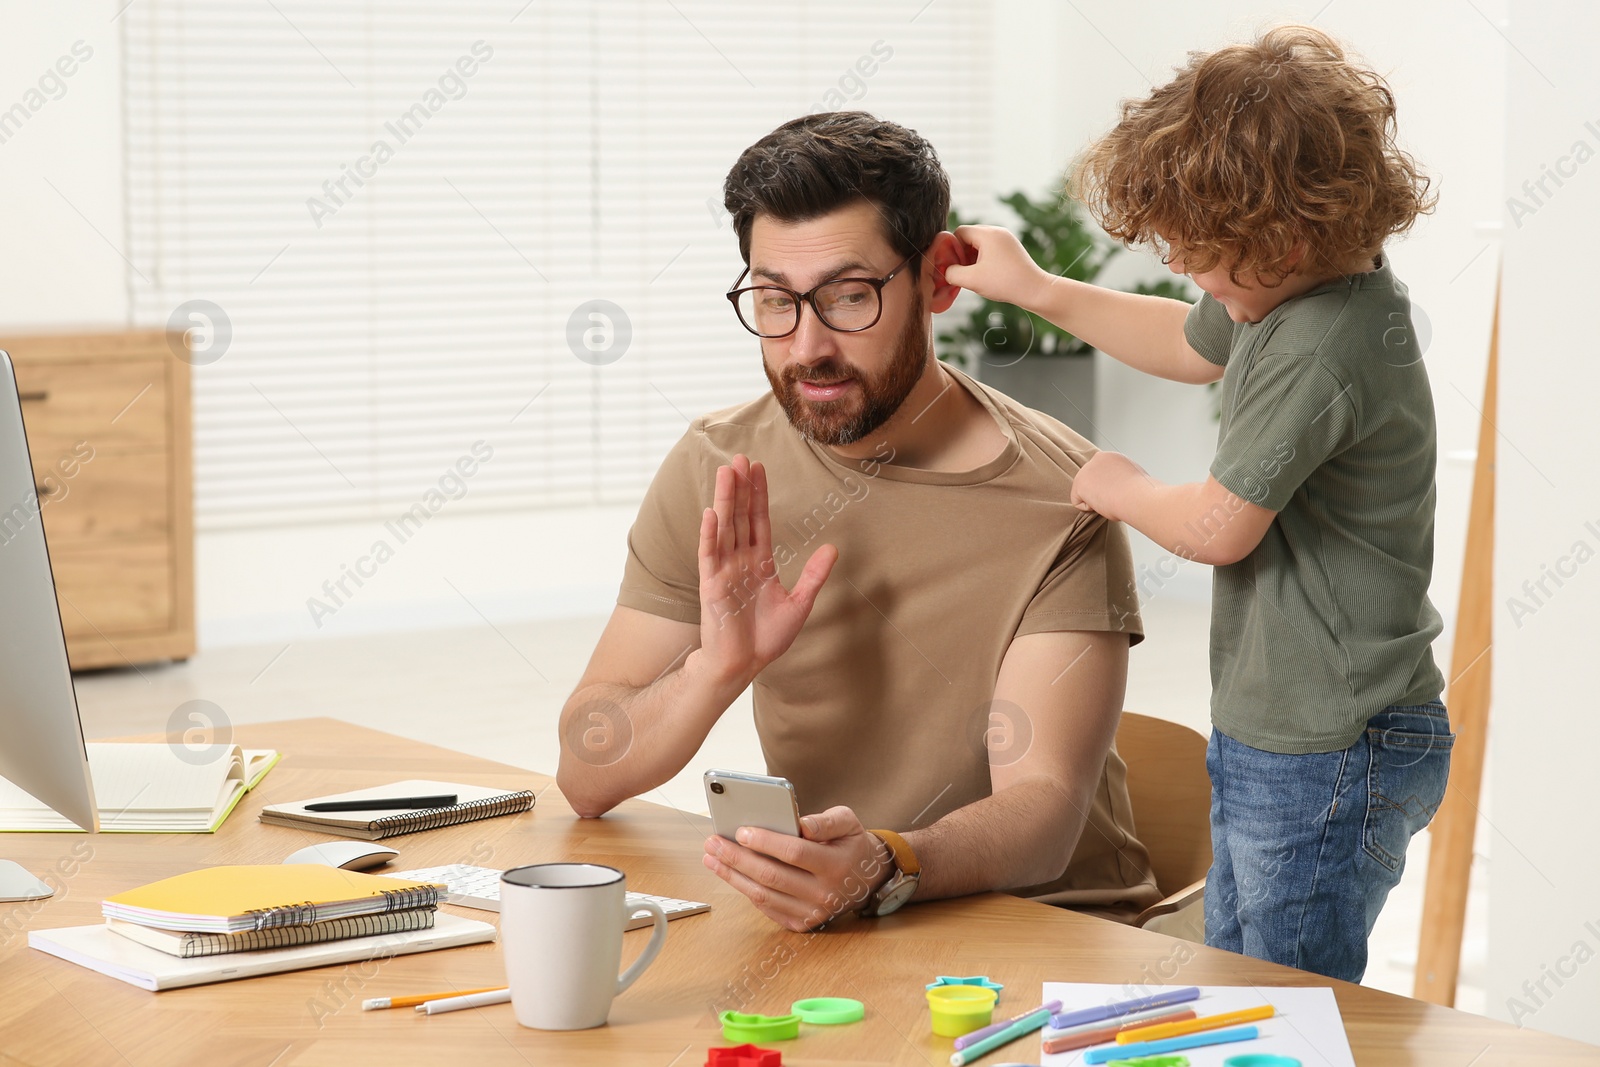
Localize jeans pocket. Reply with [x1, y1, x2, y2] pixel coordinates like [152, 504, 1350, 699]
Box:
[1362, 712, 1455, 872]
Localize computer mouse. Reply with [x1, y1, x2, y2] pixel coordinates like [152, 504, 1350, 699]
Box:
[0, 859, 55, 902]
[282, 841, 400, 871]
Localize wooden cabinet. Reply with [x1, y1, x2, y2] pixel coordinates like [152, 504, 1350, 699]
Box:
[1, 331, 194, 669]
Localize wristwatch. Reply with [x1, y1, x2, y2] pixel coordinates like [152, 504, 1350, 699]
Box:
[860, 829, 921, 918]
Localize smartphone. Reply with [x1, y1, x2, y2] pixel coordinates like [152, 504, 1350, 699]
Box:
[703, 769, 802, 840]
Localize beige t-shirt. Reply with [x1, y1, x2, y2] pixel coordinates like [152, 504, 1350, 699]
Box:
[620, 367, 1158, 912]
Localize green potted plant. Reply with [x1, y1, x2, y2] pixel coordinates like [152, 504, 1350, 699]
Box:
[938, 187, 1193, 436]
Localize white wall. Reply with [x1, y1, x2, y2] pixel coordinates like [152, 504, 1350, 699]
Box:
[1485, 0, 1600, 1045]
[0, 4, 125, 329]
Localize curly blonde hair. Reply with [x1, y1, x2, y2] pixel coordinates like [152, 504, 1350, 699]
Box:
[1073, 25, 1435, 284]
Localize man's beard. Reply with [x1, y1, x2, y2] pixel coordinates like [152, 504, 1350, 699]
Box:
[764, 297, 930, 446]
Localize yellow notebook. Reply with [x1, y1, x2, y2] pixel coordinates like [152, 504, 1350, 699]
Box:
[102, 865, 445, 934]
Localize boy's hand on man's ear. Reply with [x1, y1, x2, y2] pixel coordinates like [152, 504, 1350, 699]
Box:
[944, 225, 1053, 310]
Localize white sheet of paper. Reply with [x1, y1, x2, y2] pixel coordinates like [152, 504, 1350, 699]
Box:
[1040, 983, 1356, 1067]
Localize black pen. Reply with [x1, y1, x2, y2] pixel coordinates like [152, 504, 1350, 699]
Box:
[305, 794, 458, 812]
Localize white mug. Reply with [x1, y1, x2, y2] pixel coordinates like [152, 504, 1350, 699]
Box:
[498, 863, 668, 1030]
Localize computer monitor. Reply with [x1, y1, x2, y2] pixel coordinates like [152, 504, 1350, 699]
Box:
[0, 349, 98, 901]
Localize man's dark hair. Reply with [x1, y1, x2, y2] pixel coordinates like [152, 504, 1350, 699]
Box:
[723, 111, 950, 280]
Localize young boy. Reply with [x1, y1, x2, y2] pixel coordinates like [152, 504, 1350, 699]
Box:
[945, 25, 1452, 982]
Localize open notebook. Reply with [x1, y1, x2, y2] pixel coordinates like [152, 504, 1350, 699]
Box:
[0, 744, 278, 833]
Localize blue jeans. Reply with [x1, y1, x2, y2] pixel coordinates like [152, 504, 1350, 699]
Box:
[1204, 702, 1454, 982]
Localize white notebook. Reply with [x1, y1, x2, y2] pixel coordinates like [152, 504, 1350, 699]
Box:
[0, 744, 279, 833]
[30, 910, 495, 991]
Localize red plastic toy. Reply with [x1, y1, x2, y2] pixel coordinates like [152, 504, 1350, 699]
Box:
[705, 1045, 781, 1067]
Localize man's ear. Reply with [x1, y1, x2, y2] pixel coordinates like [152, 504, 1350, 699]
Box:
[923, 231, 968, 314]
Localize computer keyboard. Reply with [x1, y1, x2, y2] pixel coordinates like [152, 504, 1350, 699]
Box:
[394, 864, 711, 930]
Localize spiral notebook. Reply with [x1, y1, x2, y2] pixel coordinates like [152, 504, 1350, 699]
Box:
[102, 864, 446, 934]
[32, 911, 494, 992]
[257, 779, 536, 840]
[107, 908, 437, 958]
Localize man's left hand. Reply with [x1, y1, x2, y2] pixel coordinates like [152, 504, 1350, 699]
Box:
[1069, 450, 1148, 520]
[702, 805, 892, 931]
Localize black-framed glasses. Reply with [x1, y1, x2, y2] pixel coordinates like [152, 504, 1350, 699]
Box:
[726, 254, 915, 338]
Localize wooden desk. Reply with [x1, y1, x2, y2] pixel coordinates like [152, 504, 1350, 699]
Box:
[1, 718, 1594, 1066]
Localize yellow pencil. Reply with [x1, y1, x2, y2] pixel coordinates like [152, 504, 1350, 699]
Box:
[1116, 1003, 1276, 1043]
[362, 986, 507, 1011]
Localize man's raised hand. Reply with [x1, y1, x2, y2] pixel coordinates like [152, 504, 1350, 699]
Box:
[696, 454, 837, 689]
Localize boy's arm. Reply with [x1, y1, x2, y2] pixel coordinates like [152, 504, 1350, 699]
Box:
[1072, 454, 1275, 566]
[945, 225, 1223, 385]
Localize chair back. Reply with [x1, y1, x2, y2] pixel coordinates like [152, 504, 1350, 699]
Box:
[1114, 712, 1213, 898]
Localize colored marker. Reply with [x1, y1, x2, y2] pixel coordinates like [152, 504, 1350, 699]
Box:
[954, 999, 1062, 1051]
[1083, 1023, 1261, 1064]
[947, 1006, 1052, 1066]
[1047, 1003, 1196, 1037]
[1041, 1009, 1197, 1054]
[1117, 1003, 1275, 1043]
[1051, 986, 1201, 1030]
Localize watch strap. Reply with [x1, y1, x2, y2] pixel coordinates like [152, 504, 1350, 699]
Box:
[868, 829, 921, 877]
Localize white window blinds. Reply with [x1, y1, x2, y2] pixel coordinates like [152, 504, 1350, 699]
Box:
[124, 1, 993, 530]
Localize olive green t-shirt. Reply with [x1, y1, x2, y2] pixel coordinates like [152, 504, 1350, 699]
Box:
[1185, 257, 1446, 754]
[618, 367, 1159, 912]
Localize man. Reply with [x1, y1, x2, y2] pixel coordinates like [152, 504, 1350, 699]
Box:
[556, 111, 1158, 931]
